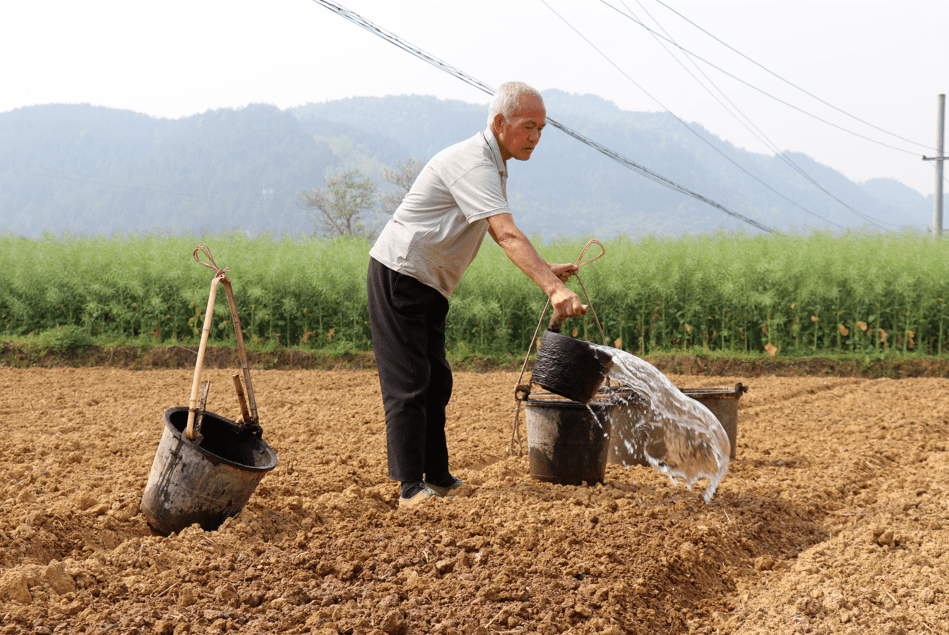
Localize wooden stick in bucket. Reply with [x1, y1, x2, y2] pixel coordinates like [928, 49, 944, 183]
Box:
[232, 373, 252, 424]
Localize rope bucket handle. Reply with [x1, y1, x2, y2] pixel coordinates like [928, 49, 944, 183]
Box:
[193, 243, 230, 277]
[185, 244, 258, 441]
[509, 239, 607, 455]
[573, 238, 605, 270]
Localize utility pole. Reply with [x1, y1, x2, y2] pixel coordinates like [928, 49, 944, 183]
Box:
[924, 94, 945, 236]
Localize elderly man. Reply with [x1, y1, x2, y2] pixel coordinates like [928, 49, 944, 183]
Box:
[367, 81, 586, 508]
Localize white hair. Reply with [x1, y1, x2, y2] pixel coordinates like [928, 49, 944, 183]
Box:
[487, 82, 544, 127]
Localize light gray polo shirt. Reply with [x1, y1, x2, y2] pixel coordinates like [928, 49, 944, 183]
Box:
[370, 128, 509, 299]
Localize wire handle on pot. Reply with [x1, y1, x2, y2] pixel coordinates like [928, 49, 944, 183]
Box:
[510, 239, 607, 456]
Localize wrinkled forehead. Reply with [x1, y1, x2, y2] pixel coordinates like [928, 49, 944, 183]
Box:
[513, 94, 545, 116]
[511, 97, 546, 123]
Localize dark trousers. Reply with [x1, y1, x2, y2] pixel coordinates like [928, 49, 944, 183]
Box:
[367, 258, 453, 483]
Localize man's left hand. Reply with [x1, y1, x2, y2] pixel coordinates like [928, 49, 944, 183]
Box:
[549, 262, 578, 283]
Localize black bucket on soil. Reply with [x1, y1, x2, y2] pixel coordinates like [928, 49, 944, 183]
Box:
[140, 407, 277, 536]
[524, 392, 613, 485]
[532, 329, 613, 403]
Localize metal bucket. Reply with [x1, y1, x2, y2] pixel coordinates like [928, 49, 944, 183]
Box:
[606, 383, 746, 466]
[680, 383, 747, 459]
[525, 392, 614, 485]
[531, 329, 613, 403]
[140, 407, 278, 535]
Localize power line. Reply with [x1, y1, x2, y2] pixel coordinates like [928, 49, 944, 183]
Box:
[310, 0, 774, 233]
[616, 0, 850, 228]
[542, 0, 847, 229]
[545, 118, 774, 232]
[612, 0, 893, 228]
[628, 0, 806, 163]
[654, 0, 935, 153]
[597, 0, 924, 158]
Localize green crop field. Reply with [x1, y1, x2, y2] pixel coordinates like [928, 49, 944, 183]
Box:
[3, 229, 949, 359]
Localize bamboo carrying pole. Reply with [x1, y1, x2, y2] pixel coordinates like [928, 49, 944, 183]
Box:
[232, 373, 252, 424]
[184, 244, 260, 441]
[186, 274, 223, 440]
[222, 278, 257, 424]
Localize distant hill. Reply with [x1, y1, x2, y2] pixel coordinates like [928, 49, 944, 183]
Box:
[0, 103, 334, 237]
[0, 93, 934, 238]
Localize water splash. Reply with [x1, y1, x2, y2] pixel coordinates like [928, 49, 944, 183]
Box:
[594, 345, 730, 502]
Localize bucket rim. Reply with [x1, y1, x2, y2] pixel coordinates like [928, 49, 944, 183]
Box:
[679, 387, 744, 398]
[162, 406, 278, 472]
[525, 391, 618, 409]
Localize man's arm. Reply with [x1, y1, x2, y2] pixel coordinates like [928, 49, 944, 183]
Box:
[486, 213, 586, 319]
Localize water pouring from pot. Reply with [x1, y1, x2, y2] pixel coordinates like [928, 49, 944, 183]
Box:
[510, 239, 731, 501]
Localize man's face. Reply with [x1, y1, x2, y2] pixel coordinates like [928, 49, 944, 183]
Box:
[495, 95, 546, 162]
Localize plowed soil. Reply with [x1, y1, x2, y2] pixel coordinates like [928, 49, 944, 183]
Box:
[2, 366, 948, 635]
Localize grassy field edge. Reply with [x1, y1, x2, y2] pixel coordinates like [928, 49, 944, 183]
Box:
[4, 341, 949, 378]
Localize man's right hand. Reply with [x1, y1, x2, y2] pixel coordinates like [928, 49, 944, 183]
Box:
[485, 214, 588, 322]
[551, 287, 586, 321]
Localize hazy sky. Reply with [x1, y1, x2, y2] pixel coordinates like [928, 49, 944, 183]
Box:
[3, 0, 946, 198]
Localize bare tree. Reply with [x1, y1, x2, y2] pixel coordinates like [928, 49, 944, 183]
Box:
[300, 169, 377, 238]
[379, 157, 426, 215]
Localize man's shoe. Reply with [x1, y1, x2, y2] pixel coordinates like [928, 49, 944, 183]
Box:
[423, 476, 464, 498]
[399, 485, 440, 509]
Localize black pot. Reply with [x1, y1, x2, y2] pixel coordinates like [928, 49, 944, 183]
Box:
[532, 329, 613, 403]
